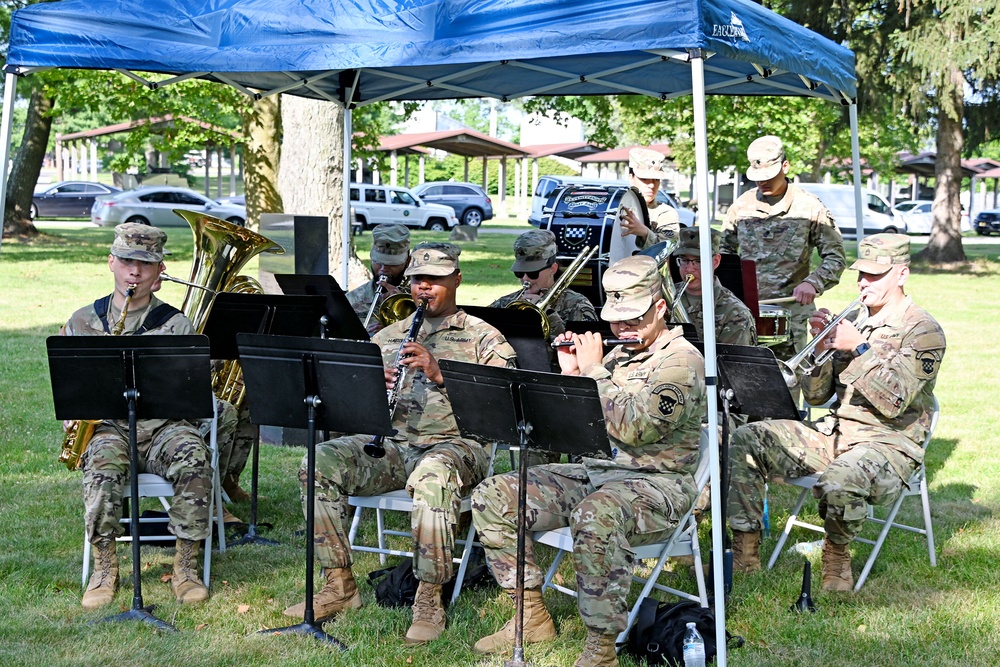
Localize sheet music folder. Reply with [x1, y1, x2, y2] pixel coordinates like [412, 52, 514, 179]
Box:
[439, 359, 611, 458]
[46, 334, 213, 421]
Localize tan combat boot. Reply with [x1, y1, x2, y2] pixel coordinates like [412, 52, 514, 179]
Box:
[82, 538, 119, 610]
[731, 530, 761, 573]
[821, 539, 854, 592]
[172, 538, 209, 604]
[283, 566, 363, 621]
[473, 589, 558, 654]
[573, 630, 619, 667]
[222, 474, 251, 503]
[404, 581, 446, 644]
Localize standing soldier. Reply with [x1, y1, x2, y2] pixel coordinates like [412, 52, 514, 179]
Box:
[721, 135, 846, 363]
[727, 234, 944, 591]
[672, 227, 757, 346]
[345, 223, 411, 334]
[618, 147, 681, 248]
[472, 255, 706, 667]
[283, 242, 517, 644]
[63, 223, 215, 609]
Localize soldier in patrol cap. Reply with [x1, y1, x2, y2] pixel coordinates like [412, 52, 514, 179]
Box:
[727, 233, 945, 592]
[62, 223, 215, 610]
[285, 241, 517, 645]
[346, 223, 411, 334]
[472, 255, 706, 666]
[721, 135, 846, 366]
[672, 227, 756, 346]
[619, 147, 682, 248]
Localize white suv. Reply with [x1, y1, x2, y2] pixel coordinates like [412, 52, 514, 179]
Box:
[350, 183, 458, 231]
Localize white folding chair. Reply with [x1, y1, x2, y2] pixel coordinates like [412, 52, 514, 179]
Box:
[347, 443, 498, 605]
[82, 406, 226, 589]
[767, 397, 940, 591]
[533, 427, 711, 647]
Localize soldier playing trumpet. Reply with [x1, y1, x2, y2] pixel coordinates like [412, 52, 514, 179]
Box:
[345, 223, 411, 335]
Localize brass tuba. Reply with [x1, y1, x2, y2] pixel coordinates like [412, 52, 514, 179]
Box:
[505, 245, 598, 339]
[171, 209, 284, 408]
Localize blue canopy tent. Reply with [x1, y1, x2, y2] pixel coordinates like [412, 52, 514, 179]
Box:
[3, 2, 861, 662]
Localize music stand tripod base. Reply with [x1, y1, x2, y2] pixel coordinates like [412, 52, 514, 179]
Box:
[100, 606, 177, 633]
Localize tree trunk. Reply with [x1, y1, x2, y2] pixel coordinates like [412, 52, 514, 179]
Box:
[240, 95, 283, 230]
[3, 86, 54, 238]
[277, 95, 367, 289]
[917, 68, 967, 264]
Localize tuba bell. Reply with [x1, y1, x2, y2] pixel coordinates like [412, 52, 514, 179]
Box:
[171, 209, 284, 408]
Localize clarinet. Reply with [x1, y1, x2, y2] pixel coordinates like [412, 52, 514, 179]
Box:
[364, 298, 428, 458]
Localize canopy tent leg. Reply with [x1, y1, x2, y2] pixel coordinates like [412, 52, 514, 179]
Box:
[0, 71, 19, 253]
[690, 50, 726, 667]
[849, 103, 864, 249]
[342, 107, 353, 288]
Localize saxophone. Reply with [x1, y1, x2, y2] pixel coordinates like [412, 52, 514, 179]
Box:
[58, 283, 136, 470]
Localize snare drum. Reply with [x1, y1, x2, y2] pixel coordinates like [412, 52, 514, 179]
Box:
[758, 304, 790, 346]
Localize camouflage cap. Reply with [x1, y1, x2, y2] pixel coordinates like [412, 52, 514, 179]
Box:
[850, 233, 910, 274]
[601, 255, 662, 322]
[511, 229, 558, 272]
[370, 224, 410, 266]
[629, 147, 668, 180]
[674, 227, 721, 256]
[110, 222, 167, 262]
[404, 242, 461, 277]
[745, 135, 786, 182]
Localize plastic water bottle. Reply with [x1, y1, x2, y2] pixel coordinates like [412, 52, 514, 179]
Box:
[682, 622, 706, 667]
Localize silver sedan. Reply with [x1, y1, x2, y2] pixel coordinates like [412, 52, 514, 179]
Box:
[91, 185, 246, 227]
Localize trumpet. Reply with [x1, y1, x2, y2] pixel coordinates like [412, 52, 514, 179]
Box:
[777, 296, 869, 388]
[365, 297, 428, 458]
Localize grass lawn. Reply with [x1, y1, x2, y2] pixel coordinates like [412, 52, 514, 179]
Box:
[1, 223, 998, 667]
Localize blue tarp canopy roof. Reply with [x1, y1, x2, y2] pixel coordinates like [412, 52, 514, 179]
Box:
[6, 0, 857, 105]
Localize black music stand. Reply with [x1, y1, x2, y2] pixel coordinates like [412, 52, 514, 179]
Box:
[439, 360, 611, 667]
[203, 292, 327, 547]
[713, 344, 800, 592]
[462, 305, 550, 373]
[237, 334, 393, 647]
[273, 273, 369, 341]
[47, 335, 213, 632]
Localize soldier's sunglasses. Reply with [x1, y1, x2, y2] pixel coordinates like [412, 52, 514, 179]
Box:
[513, 269, 542, 280]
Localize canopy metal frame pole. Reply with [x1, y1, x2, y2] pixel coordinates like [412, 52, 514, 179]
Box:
[849, 103, 864, 251]
[342, 107, 353, 290]
[0, 71, 20, 253]
[690, 49, 726, 667]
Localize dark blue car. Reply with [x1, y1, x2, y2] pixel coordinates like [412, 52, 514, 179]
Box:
[32, 181, 121, 219]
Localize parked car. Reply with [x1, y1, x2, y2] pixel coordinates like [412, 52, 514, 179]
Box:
[655, 190, 696, 228]
[410, 182, 493, 227]
[216, 194, 245, 207]
[894, 199, 971, 234]
[796, 183, 903, 237]
[349, 183, 458, 231]
[973, 208, 1000, 236]
[31, 181, 121, 219]
[91, 185, 247, 227]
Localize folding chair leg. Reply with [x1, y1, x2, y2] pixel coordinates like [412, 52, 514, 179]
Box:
[541, 550, 568, 594]
[690, 529, 708, 606]
[449, 521, 478, 605]
[376, 508, 387, 565]
[854, 494, 906, 592]
[82, 533, 91, 589]
[767, 487, 812, 569]
[921, 480, 937, 567]
[348, 506, 363, 544]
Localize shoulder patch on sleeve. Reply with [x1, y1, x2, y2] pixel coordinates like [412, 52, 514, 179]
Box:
[652, 383, 685, 417]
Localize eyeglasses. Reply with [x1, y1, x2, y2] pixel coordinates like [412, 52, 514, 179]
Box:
[513, 269, 542, 280]
[675, 256, 701, 267]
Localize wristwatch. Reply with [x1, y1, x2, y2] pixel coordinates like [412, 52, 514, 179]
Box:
[853, 342, 871, 357]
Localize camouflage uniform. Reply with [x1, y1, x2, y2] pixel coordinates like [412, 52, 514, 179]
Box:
[489, 288, 597, 339]
[677, 278, 757, 346]
[305, 309, 516, 584]
[722, 184, 846, 360]
[638, 202, 681, 248]
[67, 295, 213, 545]
[728, 273, 945, 544]
[346, 223, 411, 323]
[473, 256, 706, 635]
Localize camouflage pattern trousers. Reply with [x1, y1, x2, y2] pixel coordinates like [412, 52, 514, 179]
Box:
[302, 435, 489, 584]
[473, 464, 693, 635]
[205, 398, 256, 480]
[82, 421, 213, 544]
[727, 419, 918, 544]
